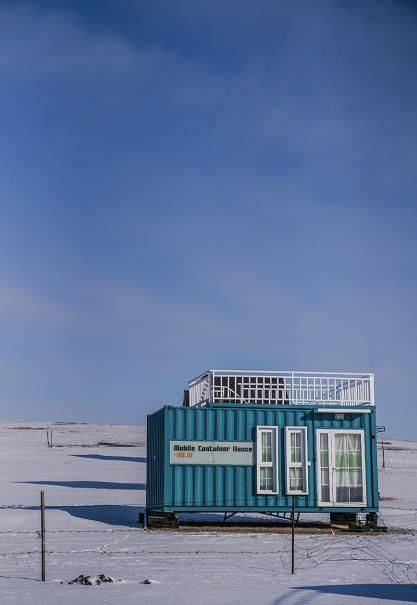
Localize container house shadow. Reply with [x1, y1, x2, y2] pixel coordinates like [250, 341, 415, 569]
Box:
[15, 504, 145, 528]
[276, 584, 417, 603]
[57, 504, 144, 527]
[72, 454, 147, 463]
[21, 480, 146, 490]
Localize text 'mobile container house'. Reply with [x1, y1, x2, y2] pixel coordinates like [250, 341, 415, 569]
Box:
[146, 370, 379, 526]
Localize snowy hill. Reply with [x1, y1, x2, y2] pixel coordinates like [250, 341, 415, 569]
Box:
[0, 422, 416, 604]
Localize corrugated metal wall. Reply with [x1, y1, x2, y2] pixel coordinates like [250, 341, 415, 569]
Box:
[146, 408, 165, 509]
[147, 404, 378, 513]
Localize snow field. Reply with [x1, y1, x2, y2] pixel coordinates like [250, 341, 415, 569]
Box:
[0, 423, 416, 604]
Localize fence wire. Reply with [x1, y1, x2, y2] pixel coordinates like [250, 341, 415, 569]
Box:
[0, 523, 416, 588]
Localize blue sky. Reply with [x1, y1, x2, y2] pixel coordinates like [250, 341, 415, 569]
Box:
[0, 1, 416, 438]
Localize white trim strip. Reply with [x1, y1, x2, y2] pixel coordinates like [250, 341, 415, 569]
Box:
[316, 408, 371, 414]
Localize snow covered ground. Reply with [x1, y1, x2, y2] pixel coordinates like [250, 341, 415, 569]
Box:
[0, 423, 416, 604]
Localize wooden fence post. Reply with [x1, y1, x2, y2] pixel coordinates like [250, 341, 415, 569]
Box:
[40, 491, 46, 581]
[291, 495, 295, 575]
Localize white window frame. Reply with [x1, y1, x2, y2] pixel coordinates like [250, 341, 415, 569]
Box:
[256, 426, 279, 495]
[316, 429, 367, 507]
[285, 426, 308, 495]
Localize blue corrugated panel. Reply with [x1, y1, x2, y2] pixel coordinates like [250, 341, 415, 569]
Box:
[147, 404, 379, 514]
[146, 408, 165, 510]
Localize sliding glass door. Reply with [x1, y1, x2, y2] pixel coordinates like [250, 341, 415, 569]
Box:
[317, 430, 366, 506]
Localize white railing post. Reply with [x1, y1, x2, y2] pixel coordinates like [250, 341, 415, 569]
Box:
[290, 372, 293, 404]
[369, 373, 375, 405]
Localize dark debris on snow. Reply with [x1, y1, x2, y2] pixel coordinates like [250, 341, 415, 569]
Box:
[69, 574, 115, 585]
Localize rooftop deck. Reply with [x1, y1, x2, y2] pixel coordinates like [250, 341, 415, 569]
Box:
[187, 370, 375, 407]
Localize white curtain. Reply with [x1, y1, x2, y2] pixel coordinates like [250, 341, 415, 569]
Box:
[335, 433, 363, 502]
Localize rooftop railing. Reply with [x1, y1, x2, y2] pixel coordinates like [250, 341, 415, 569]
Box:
[187, 370, 375, 407]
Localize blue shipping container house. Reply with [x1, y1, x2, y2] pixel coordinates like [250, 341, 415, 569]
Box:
[146, 370, 379, 527]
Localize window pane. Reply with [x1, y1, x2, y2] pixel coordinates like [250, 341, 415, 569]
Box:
[336, 485, 350, 502]
[292, 449, 301, 463]
[260, 466, 273, 491]
[262, 432, 272, 447]
[349, 451, 362, 467]
[321, 485, 330, 502]
[262, 449, 271, 463]
[320, 450, 329, 466]
[336, 452, 350, 468]
[290, 431, 302, 463]
[289, 467, 303, 491]
[261, 431, 272, 462]
[291, 432, 301, 448]
[320, 433, 330, 502]
[349, 486, 363, 503]
[350, 469, 362, 486]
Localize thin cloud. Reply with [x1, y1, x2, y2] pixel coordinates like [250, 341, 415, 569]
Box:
[0, 5, 165, 77]
[0, 280, 77, 325]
